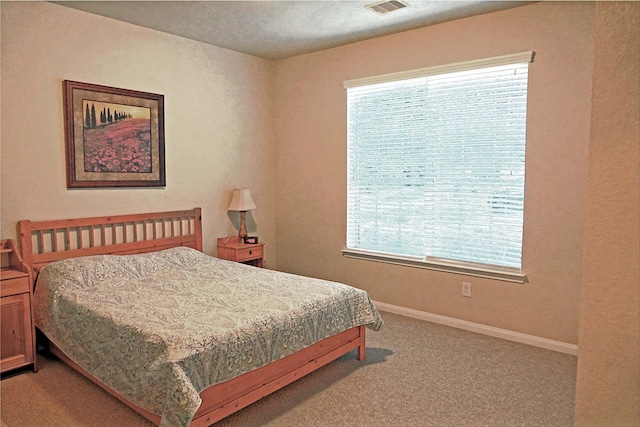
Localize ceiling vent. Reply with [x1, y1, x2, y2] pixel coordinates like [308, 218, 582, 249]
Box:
[365, 0, 411, 15]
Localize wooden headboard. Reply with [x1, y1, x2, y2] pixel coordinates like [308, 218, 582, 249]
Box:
[18, 208, 202, 274]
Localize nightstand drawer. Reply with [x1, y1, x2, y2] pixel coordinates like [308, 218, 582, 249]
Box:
[237, 246, 263, 262]
[217, 237, 265, 268]
[1, 274, 30, 297]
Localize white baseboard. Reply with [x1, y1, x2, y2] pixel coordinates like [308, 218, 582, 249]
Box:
[373, 301, 579, 356]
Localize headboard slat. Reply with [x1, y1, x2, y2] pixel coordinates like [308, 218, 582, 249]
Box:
[89, 225, 95, 248]
[111, 224, 117, 246]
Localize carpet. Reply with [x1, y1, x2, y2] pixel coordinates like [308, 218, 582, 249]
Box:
[1, 311, 577, 426]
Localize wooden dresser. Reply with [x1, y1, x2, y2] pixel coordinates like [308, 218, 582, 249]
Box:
[1, 239, 37, 373]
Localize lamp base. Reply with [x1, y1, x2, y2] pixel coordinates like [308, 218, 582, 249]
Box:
[238, 211, 248, 241]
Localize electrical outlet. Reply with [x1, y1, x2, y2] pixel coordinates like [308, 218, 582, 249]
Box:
[462, 282, 472, 297]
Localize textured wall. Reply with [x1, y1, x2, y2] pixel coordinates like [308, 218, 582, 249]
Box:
[273, 2, 596, 344]
[0, 2, 277, 261]
[575, 2, 640, 425]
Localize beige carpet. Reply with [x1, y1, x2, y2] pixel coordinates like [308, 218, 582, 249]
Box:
[1, 311, 577, 426]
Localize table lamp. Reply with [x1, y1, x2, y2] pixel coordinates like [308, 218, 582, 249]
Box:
[228, 188, 257, 241]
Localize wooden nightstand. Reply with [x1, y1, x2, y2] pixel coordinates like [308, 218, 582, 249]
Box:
[217, 237, 265, 268]
[1, 239, 37, 374]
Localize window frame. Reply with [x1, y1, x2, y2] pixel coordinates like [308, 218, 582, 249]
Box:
[342, 52, 534, 283]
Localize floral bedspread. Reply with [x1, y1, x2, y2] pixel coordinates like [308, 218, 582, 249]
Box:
[33, 246, 383, 426]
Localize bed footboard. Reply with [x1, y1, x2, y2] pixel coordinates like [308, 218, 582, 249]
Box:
[192, 325, 366, 426]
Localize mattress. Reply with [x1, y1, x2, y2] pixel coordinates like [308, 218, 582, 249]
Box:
[33, 246, 383, 426]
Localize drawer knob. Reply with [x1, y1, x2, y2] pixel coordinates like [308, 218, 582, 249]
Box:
[249, 250, 253, 255]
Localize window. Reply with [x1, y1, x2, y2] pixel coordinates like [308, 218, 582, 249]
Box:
[343, 52, 533, 282]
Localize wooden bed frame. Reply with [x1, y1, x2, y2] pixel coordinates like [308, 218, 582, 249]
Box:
[18, 208, 366, 426]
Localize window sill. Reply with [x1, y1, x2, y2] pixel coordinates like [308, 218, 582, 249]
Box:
[341, 249, 527, 283]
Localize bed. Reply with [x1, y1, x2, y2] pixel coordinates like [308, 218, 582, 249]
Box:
[18, 208, 383, 426]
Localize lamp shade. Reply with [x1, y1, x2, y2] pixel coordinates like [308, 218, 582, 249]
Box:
[228, 188, 257, 211]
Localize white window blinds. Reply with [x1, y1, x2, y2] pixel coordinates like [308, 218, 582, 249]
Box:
[345, 52, 533, 272]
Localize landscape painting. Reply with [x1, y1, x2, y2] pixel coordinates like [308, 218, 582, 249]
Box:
[82, 100, 152, 173]
[64, 80, 165, 188]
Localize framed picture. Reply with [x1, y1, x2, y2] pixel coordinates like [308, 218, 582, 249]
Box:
[63, 80, 165, 188]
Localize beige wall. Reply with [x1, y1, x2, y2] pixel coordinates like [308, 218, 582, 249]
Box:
[0, 1, 277, 262]
[2, 0, 639, 422]
[274, 2, 596, 344]
[575, 2, 640, 425]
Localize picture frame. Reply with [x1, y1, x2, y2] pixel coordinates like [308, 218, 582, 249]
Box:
[63, 80, 165, 188]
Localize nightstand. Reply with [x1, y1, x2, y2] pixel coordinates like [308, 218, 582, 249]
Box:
[1, 239, 37, 374]
[217, 237, 265, 268]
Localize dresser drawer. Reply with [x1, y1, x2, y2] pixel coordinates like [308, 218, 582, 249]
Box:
[237, 245, 263, 262]
[1, 274, 30, 297]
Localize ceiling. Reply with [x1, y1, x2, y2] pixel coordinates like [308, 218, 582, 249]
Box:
[54, 1, 530, 60]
